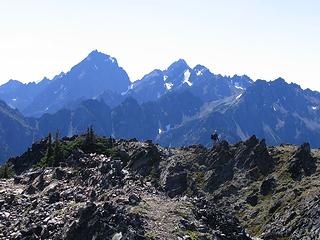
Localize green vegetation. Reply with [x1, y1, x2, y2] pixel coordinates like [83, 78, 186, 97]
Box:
[131, 202, 150, 215]
[234, 145, 314, 238]
[35, 127, 118, 168]
[148, 166, 160, 187]
[144, 232, 156, 240]
[37, 133, 57, 167]
[0, 163, 14, 178]
[186, 230, 199, 240]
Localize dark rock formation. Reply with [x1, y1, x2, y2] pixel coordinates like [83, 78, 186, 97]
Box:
[260, 177, 276, 196]
[65, 202, 145, 240]
[193, 199, 252, 239]
[288, 143, 316, 180]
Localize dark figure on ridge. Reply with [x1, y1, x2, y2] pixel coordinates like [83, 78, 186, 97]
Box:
[211, 131, 220, 149]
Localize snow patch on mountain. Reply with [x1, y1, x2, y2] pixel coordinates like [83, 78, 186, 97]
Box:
[273, 103, 288, 115]
[183, 70, 192, 86]
[165, 82, 173, 90]
[121, 84, 134, 96]
[235, 85, 244, 90]
[196, 69, 204, 76]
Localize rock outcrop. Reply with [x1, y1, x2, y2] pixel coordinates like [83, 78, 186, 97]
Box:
[288, 143, 316, 180]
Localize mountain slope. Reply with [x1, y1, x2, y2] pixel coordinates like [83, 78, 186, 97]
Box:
[127, 59, 253, 103]
[0, 100, 35, 161]
[8, 50, 130, 116]
[33, 90, 203, 143]
[158, 78, 320, 147]
[0, 78, 50, 111]
[111, 91, 203, 140]
[37, 99, 112, 138]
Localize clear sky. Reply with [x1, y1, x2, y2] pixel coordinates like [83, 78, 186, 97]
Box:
[0, 0, 319, 90]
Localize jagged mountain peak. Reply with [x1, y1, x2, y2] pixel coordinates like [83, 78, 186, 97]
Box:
[166, 59, 190, 73]
[143, 69, 164, 79]
[16, 50, 131, 116]
[273, 77, 286, 83]
[37, 77, 50, 84]
[193, 64, 210, 75]
[2, 79, 23, 88]
[51, 72, 66, 81]
[85, 49, 117, 65]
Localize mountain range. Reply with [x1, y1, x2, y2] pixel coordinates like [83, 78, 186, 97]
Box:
[0, 50, 319, 163]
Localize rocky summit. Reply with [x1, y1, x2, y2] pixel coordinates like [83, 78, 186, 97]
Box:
[1, 134, 320, 239]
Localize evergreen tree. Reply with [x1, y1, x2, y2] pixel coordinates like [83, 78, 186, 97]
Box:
[53, 130, 63, 166]
[89, 125, 95, 143]
[85, 127, 91, 145]
[109, 136, 113, 148]
[45, 133, 53, 166]
[0, 164, 14, 178]
[85, 125, 95, 145]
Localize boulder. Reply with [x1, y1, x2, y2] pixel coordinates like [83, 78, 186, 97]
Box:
[128, 194, 141, 206]
[160, 162, 188, 197]
[246, 194, 258, 206]
[260, 177, 276, 196]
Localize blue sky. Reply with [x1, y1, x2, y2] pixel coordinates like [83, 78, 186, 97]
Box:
[0, 0, 319, 90]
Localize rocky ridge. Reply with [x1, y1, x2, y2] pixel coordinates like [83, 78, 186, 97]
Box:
[1, 134, 320, 239]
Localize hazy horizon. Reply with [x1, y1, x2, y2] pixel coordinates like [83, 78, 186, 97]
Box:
[1, 0, 319, 90]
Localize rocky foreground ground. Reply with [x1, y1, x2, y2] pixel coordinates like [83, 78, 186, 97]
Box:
[1, 135, 320, 239]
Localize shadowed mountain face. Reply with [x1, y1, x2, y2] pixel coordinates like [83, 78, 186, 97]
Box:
[0, 78, 50, 112]
[0, 90, 203, 164]
[157, 78, 320, 147]
[0, 100, 35, 162]
[35, 90, 203, 141]
[37, 99, 113, 138]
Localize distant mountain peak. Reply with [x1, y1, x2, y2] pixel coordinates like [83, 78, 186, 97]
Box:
[7, 79, 21, 83]
[193, 64, 210, 76]
[52, 72, 66, 81]
[87, 49, 101, 57]
[167, 59, 189, 72]
[40, 77, 50, 82]
[273, 77, 286, 84]
[1, 79, 23, 88]
[85, 50, 117, 65]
